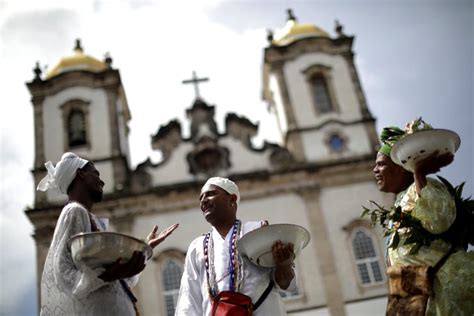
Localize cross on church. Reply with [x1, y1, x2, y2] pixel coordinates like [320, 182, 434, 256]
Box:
[182, 71, 209, 99]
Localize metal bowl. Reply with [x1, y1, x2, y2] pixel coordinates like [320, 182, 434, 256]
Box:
[237, 224, 310, 268]
[391, 129, 460, 172]
[68, 232, 153, 270]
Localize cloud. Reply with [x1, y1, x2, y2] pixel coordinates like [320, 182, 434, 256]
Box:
[0, 134, 36, 314]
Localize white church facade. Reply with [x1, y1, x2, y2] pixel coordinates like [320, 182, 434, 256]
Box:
[26, 11, 392, 316]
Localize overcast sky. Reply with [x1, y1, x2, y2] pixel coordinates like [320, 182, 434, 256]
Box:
[0, 0, 472, 315]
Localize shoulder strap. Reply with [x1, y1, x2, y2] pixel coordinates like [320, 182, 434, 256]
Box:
[253, 279, 274, 311]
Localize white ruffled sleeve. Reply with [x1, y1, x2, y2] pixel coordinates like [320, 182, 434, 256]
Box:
[51, 205, 108, 299]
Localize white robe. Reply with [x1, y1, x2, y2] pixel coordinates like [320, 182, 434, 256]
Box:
[40, 202, 138, 316]
[175, 221, 296, 316]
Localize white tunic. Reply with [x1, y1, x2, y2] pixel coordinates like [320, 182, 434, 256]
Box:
[175, 221, 296, 316]
[40, 202, 138, 316]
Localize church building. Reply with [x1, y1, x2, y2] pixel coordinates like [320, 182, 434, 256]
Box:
[26, 10, 392, 316]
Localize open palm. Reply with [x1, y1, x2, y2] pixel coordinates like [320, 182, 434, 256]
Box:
[147, 223, 179, 249]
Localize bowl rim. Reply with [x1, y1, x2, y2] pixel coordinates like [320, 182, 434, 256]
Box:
[237, 223, 311, 261]
[67, 231, 153, 260]
[390, 128, 460, 167]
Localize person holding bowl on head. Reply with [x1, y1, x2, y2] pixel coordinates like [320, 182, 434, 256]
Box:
[175, 177, 296, 316]
[37, 152, 178, 316]
[371, 120, 474, 316]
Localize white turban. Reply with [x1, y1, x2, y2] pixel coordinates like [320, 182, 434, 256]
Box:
[37, 152, 89, 194]
[202, 177, 240, 205]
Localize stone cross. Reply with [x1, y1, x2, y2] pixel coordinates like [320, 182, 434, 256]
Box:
[182, 71, 209, 98]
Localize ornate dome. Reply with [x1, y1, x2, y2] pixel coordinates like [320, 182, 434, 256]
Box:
[46, 39, 107, 79]
[272, 9, 329, 46]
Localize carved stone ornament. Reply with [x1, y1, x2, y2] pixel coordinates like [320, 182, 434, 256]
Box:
[187, 137, 230, 175]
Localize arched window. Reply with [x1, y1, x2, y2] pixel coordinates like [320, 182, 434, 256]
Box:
[304, 65, 338, 115]
[68, 110, 87, 147]
[161, 258, 184, 316]
[351, 228, 384, 286]
[310, 74, 334, 114]
[61, 99, 90, 149]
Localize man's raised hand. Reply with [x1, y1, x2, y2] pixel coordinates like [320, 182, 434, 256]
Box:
[147, 223, 179, 249]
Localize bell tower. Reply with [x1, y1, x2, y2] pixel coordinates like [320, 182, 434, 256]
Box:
[27, 39, 132, 206]
[263, 10, 378, 162]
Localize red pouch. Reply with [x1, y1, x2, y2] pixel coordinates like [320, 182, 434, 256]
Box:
[211, 291, 253, 316]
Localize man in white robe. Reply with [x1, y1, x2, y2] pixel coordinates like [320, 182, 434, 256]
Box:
[175, 177, 296, 315]
[38, 152, 178, 315]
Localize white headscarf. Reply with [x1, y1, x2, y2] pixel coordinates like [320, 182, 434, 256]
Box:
[37, 152, 89, 194]
[202, 177, 240, 205]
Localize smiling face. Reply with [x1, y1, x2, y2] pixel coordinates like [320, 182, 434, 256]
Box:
[199, 184, 237, 227]
[79, 163, 105, 202]
[373, 152, 413, 194]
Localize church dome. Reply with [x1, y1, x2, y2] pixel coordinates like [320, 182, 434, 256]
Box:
[46, 39, 107, 79]
[272, 10, 329, 46]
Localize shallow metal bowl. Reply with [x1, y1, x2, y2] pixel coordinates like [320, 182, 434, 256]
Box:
[68, 232, 153, 269]
[237, 224, 310, 268]
[391, 129, 460, 172]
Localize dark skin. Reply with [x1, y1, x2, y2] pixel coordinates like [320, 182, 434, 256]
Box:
[373, 153, 413, 194]
[199, 184, 295, 289]
[374, 151, 454, 195]
[68, 162, 178, 282]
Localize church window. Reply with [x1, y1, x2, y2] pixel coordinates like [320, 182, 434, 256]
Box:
[328, 133, 345, 152]
[310, 74, 334, 113]
[68, 110, 87, 147]
[160, 258, 184, 316]
[303, 65, 339, 115]
[61, 99, 90, 150]
[351, 228, 384, 285]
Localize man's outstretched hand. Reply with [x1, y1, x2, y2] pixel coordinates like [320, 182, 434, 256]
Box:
[98, 251, 146, 282]
[147, 223, 179, 249]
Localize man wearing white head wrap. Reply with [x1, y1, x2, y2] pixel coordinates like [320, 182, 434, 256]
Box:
[37, 152, 89, 194]
[175, 177, 296, 316]
[39, 153, 179, 316]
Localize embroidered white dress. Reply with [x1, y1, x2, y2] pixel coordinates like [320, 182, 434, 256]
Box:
[40, 202, 138, 316]
[175, 221, 296, 316]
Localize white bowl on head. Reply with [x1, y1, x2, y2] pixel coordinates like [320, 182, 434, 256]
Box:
[390, 129, 460, 172]
[237, 224, 310, 268]
[68, 232, 153, 270]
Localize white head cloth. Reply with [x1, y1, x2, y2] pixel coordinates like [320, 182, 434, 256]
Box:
[37, 152, 89, 194]
[202, 177, 240, 205]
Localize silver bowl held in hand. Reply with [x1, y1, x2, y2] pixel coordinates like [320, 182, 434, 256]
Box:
[390, 129, 460, 172]
[237, 224, 310, 268]
[68, 232, 153, 270]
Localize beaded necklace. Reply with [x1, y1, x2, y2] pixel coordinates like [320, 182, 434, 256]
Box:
[203, 220, 242, 298]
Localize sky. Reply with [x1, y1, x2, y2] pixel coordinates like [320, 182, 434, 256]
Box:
[0, 0, 472, 315]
